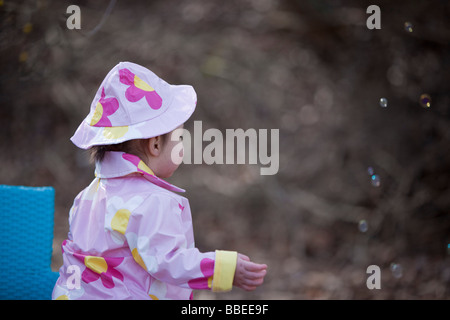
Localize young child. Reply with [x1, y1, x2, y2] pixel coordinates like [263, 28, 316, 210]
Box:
[52, 61, 267, 300]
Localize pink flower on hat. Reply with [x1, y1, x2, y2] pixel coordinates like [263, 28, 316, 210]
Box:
[90, 87, 120, 127]
[119, 68, 163, 110]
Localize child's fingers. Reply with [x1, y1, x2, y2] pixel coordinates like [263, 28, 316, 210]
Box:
[243, 260, 267, 272]
[243, 275, 265, 287]
[244, 269, 267, 280]
[238, 253, 250, 261]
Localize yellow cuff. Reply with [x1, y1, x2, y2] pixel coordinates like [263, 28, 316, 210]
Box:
[212, 250, 237, 292]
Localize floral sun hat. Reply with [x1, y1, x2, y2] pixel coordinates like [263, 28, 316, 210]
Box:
[71, 61, 197, 149]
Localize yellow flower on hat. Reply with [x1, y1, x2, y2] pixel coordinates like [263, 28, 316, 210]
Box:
[102, 126, 129, 140]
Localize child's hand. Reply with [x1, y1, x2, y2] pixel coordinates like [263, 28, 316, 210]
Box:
[233, 253, 267, 291]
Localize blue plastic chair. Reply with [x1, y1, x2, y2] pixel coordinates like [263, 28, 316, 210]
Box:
[0, 185, 59, 300]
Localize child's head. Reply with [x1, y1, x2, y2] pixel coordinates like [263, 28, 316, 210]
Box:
[89, 125, 184, 178]
[71, 62, 195, 177]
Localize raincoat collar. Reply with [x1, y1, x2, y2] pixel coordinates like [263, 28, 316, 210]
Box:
[95, 151, 185, 193]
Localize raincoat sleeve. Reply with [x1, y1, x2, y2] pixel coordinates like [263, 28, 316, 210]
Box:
[125, 193, 237, 292]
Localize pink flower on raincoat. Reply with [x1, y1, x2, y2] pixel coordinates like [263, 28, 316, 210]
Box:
[74, 253, 124, 289]
[188, 258, 215, 290]
[119, 68, 163, 109]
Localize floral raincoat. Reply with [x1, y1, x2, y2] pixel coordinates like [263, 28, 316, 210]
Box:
[52, 151, 237, 300]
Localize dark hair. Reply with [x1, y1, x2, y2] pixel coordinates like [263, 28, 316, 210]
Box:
[89, 134, 167, 163]
[89, 142, 131, 163]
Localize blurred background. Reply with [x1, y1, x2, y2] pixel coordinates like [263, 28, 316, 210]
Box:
[1, 0, 449, 299]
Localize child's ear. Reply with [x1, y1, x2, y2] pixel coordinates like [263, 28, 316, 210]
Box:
[147, 136, 162, 157]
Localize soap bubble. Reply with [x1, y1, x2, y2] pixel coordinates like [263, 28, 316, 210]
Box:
[358, 220, 368, 233]
[390, 263, 403, 279]
[367, 167, 380, 187]
[379, 98, 388, 108]
[419, 94, 431, 108]
[404, 22, 413, 33]
[370, 174, 381, 187]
